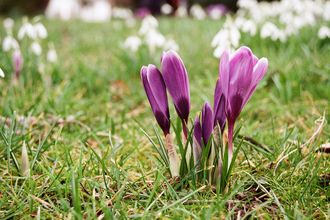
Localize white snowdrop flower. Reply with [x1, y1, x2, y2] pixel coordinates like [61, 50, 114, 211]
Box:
[230, 25, 240, 48]
[175, 6, 188, 18]
[234, 16, 246, 29]
[18, 22, 36, 40]
[145, 30, 166, 54]
[0, 68, 4, 78]
[47, 49, 57, 62]
[241, 19, 257, 36]
[124, 36, 142, 52]
[80, 1, 112, 22]
[163, 39, 179, 51]
[324, 2, 330, 21]
[318, 26, 330, 39]
[112, 7, 133, 19]
[190, 4, 206, 20]
[260, 22, 278, 39]
[34, 23, 48, 38]
[3, 36, 19, 51]
[139, 15, 158, 36]
[30, 42, 42, 55]
[3, 18, 14, 32]
[161, 4, 173, 15]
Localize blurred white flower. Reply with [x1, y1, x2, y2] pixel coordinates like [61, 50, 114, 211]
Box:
[34, 23, 48, 39]
[212, 16, 240, 58]
[3, 36, 19, 51]
[318, 26, 330, 39]
[124, 36, 142, 52]
[190, 4, 206, 20]
[45, 0, 81, 20]
[241, 19, 257, 36]
[139, 15, 158, 35]
[80, 1, 112, 22]
[175, 6, 188, 18]
[3, 18, 14, 33]
[18, 22, 36, 40]
[161, 4, 173, 15]
[112, 7, 133, 19]
[163, 39, 179, 51]
[145, 30, 166, 55]
[47, 49, 57, 62]
[0, 68, 4, 78]
[30, 42, 42, 55]
[234, 16, 247, 29]
[125, 17, 136, 28]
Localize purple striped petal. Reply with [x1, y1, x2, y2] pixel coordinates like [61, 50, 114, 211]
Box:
[161, 50, 190, 123]
[201, 102, 214, 147]
[213, 78, 226, 132]
[141, 65, 170, 135]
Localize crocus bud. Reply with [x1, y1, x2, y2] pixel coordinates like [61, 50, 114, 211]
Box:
[21, 141, 30, 176]
[219, 46, 268, 158]
[161, 50, 190, 138]
[12, 50, 23, 79]
[213, 78, 226, 132]
[141, 65, 170, 136]
[201, 102, 214, 147]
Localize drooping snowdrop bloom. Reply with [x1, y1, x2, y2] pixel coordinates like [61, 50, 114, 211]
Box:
[0, 68, 4, 78]
[241, 19, 257, 36]
[47, 49, 57, 62]
[139, 15, 158, 36]
[3, 36, 19, 51]
[145, 30, 166, 55]
[34, 23, 48, 39]
[45, 0, 81, 20]
[260, 22, 286, 42]
[175, 6, 188, 18]
[141, 65, 180, 176]
[12, 50, 23, 79]
[80, 1, 112, 22]
[30, 42, 42, 56]
[112, 7, 134, 19]
[124, 36, 142, 52]
[18, 20, 36, 40]
[161, 50, 190, 139]
[190, 4, 206, 20]
[219, 47, 268, 160]
[318, 26, 330, 39]
[3, 18, 14, 33]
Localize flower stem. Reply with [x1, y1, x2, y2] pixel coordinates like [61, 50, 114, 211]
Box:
[165, 134, 180, 177]
[182, 119, 188, 140]
[227, 121, 234, 162]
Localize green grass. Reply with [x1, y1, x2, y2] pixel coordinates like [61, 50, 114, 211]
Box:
[0, 17, 330, 219]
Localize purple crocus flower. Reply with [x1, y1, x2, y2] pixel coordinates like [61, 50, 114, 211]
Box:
[13, 50, 23, 79]
[161, 50, 190, 139]
[193, 102, 214, 165]
[213, 78, 226, 133]
[219, 46, 268, 158]
[135, 7, 151, 19]
[141, 64, 170, 136]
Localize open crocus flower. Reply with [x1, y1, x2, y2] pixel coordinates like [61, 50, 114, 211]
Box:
[141, 64, 180, 176]
[161, 50, 190, 139]
[219, 46, 268, 159]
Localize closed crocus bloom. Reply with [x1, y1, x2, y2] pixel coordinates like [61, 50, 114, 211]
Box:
[201, 102, 214, 147]
[219, 47, 268, 158]
[141, 65, 170, 136]
[161, 50, 190, 139]
[213, 78, 226, 132]
[13, 50, 23, 79]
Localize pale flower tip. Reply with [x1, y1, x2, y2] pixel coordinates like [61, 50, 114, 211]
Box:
[0, 68, 4, 78]
[21, 141, 30, 176]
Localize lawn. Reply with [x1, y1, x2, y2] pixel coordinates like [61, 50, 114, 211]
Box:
[1, 16, 330, 219]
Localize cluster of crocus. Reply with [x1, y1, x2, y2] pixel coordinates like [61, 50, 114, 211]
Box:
[141, 47, 268, 189]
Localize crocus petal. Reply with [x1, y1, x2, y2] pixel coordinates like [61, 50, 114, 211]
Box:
[193, 116, 202, 149]
[219, 47, 230, 101]
[213, 78, 226, 131]
[201, 102, 214, 147]
[141, 65, 170, 135]
[161, 50, 190, 123]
